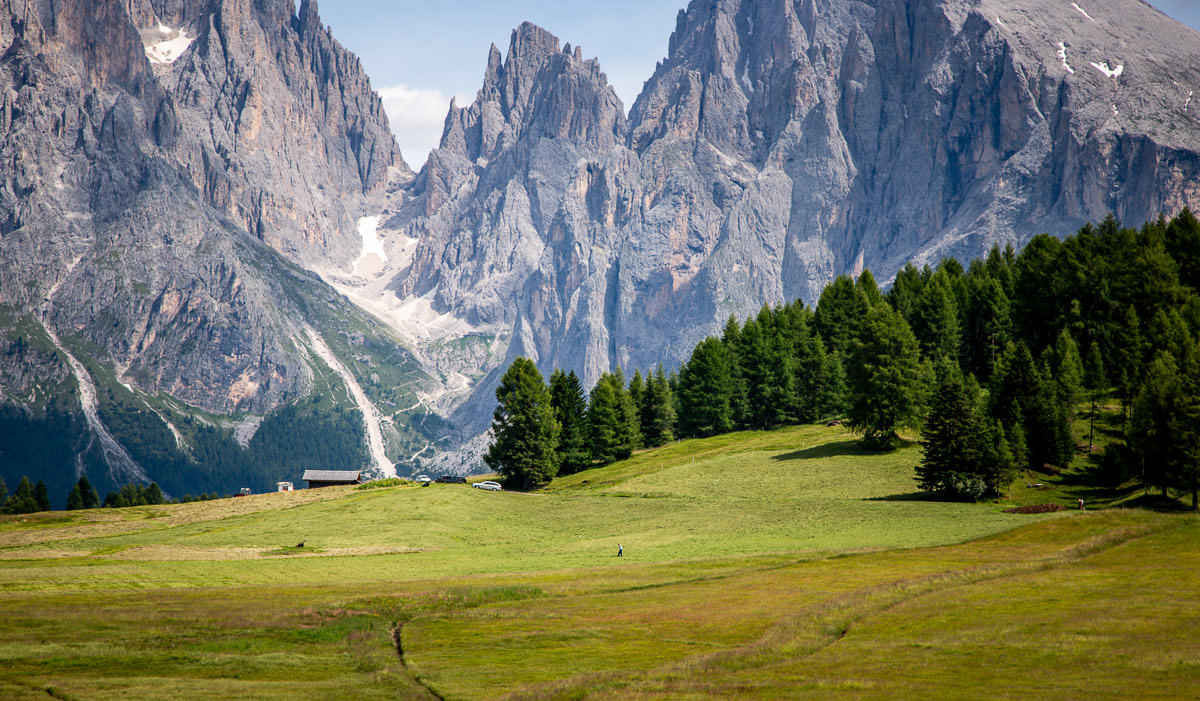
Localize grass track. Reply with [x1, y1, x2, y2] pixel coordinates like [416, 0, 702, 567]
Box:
[1, 424, 1196, 698]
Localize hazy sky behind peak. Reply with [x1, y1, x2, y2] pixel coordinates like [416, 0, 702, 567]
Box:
[310, 1, 1200, 167]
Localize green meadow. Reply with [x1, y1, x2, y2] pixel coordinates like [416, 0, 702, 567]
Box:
[1, 424, 1196, 699]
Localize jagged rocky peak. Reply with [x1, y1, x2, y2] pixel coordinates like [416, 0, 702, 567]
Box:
[440, 21, 627, 163]
[0, 0, 416, 414]
[629, 0, 828, 160]
[124, 0, 406, 265]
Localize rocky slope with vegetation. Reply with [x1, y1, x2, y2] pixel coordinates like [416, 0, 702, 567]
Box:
[0, 0, 436, 503]
[359, 0, 1200, 436]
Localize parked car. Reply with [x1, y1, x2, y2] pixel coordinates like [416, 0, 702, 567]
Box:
[436, 474, 466, 484]
[473, 480, 502, 491]
[414, 475, 432, 485]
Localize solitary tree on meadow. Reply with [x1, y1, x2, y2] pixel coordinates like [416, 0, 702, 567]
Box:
[484, 358, 561, 490]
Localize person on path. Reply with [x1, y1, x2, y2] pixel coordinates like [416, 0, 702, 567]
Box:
[617, 544, 623, 557]
[1078, 498, 1085, 510]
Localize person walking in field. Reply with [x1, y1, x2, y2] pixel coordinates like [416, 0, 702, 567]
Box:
[617, 544, 623, 557]
[1078, 498, 1085, 510]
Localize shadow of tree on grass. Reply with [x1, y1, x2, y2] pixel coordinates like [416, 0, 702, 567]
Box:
[770, 440, 876, 462]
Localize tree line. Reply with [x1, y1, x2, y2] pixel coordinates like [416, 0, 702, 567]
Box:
[487, 210, 1200, 509]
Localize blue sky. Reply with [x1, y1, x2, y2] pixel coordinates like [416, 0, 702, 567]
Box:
[311, 1, 1200, 166]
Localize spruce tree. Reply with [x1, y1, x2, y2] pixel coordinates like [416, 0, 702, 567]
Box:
[4, 476, 39, 514]
[34, 480, 50, 511]
[815, 275, 869, 359]
[677, 338, 734, 438]
[143, 482, 165, 506]
[918, 363, 982, 495]
[846, 305, 925, 449]
[67, 482, 84, 511]
[484, 357, 561, 490]
[588, 372, 638, 464]
[549, 370, 591, 475]
[78, 475, 100, 509]
[617, 369, 643, 455]
[1129, 352, 1180, 496]
[961, 275, 1011, 382]
[640, 365, 676, 447]
[911, 272, 960, 362]
[628, 369, 646, 434]
[1051, 328, 1085, 409]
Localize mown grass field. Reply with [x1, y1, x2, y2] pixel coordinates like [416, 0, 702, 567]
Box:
[1, 423, 1196, 699]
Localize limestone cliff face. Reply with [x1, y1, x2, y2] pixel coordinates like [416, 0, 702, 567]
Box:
[380, 0, 1200, 435]
[393, 23, 636, 397]
[0, 0, 429, 486]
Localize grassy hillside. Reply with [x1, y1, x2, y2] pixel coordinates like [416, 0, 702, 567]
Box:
[0, 425, 1195, 699]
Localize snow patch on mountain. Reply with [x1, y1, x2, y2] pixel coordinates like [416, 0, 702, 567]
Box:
[1090, 61, 1124, 78]
[144, 26, 193, 65]
[1057, 42, 1075, 74]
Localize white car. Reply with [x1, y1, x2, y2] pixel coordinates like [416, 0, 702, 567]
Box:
[414, 475, 432, 485]
[473, 480, 502, 491]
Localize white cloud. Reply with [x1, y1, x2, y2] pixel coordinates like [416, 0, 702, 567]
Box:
[378, 84, 462, 170]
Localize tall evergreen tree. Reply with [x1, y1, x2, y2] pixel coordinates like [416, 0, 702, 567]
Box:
[1051, 328, 1085, 409]
[1128, 352, 1182, 496]
[677, 338, 734, 438]
[66, 482, 83, 511]
[917, 363, 1011, 499]
[961, 275, 1011, 382]
[911, 272, 961, 362]
[484, 357, 561, 490]
[588, 372, 639, 463]
[34, 480, 50, 511]
[815, 275, 869, 359]
[4, 476, 39, 514]
[549, 370, 591, 475]
[846, 305, 925, 448]
[640, 365, 676, 447]
[887, 262, 928, 322]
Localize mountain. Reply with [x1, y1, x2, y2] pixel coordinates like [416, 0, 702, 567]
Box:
[5, 0, 1200, 491]
[0, 0, 439, 503]
[356, 0, 1200, 437]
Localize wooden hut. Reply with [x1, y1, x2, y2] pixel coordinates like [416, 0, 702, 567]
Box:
[301, 470, 362, 489]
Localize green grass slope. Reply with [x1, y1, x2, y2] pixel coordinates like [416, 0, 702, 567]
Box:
[0, 424, 1195, 699]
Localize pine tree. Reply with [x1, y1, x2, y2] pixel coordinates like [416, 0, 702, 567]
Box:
[0, 477, 6, 505]
[549, 369, 591, 475]
[143, 482, 165, 506]
[34, 480, 50, 511]
[887, 262, 928, 323]
[911, 272, 960, 362]
[589, 372, 637, 464]
[918, 363, 983, 495]
[4, 476, 39, 514]
[815, 275, 869, 359]
[677, 338, 734, 438]
[721, 315, 748, 427]
[1129, 352, 1180, 496]
[66, 482, 84, 511]
[846, 305, 925, 449]
[617, 369, 643, 455]
[640, 365, 676, 447]
[1052, 328, 1085, 409]
[961, 275, 1011, 382]
[484, 357, 561, 490]
[78, 475, 100, 509]
[628, 369, 646, 437]
[820, 351, 848, 418]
